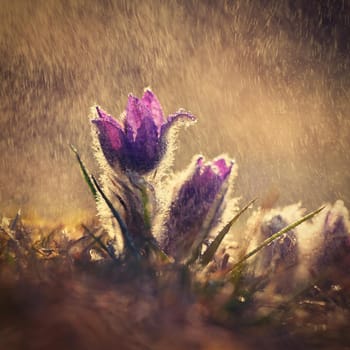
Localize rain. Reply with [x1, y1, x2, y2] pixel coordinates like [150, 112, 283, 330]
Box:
[1, 0, 350, 224]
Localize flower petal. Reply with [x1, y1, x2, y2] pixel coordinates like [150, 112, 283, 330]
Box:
[212, 158, 233, 180]
[196, 156, 204, 167]
[160, 109, 196, 137]
[92, 107, 126, 165]
[126, 116, 161, 173]
[162, 156, 231, 259]
[141, 89, 164, 134]
[125, 94, 152, 140]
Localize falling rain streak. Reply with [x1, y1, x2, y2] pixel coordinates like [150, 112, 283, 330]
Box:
[1, 0, 350, 223]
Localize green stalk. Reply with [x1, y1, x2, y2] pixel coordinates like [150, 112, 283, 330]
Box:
[140, 185, 151, 231]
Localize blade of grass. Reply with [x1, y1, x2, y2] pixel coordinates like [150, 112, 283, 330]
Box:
[70, 144, 97, 199]
[227, 206, 325, 275]
[91, 175, 140, 259]
[201, 199, 256, 267]
[82, 224, 117, 261]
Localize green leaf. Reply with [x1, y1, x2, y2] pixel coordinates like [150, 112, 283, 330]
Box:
[70, 144, 97, 199]
[201, 199, 256, 267]
[227, 205, 325, 275]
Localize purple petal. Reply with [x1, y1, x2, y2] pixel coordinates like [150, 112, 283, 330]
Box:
[160, 109, 196, 137]
[212, 158, 233, 180]
[260, 215, 298, 271]
[125, 94, 152, 140]
[198, 163, 218, 185]
[127, 116, 161, 173]
[196, 156, 204, 167]
[92, 107, 126, 164]
[93, 106, 122, 126]
[162, 156, 229, 258]
[141, 89, 164, 134]
[196, 157, 231, 187]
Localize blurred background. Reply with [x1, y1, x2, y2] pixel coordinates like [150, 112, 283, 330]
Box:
[1, 0, 349, 224]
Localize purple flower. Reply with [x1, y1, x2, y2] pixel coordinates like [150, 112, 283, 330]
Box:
[162, 156, 233, 259]
[260, 215, 298, 272]
[92, 89, 195, 174]
[315, 202, 350, 270]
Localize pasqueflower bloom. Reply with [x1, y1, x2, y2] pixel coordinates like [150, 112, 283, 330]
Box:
[92, 89, 195, 174]
[162, 156, 233, 259]
[315, 201, 350, 269]
[260, 215, 298, 271]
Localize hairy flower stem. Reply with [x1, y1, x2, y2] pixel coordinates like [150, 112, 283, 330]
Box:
[91, 176, 140, 259]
